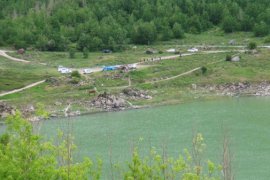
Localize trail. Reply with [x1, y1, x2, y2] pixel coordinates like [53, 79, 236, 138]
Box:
[177, 45, 270, 48]
[143, 60, 224, 84]
[0, 50, 30, 63]
[0, 80, 45, 97]
[136, 49, 243, 65]
[145, 67, 202, 84]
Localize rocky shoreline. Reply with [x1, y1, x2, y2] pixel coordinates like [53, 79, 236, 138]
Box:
[194, 81, 270, 97]
[1, 82, 270, 120]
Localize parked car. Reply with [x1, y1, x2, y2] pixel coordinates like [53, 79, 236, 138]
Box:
[102, 49, 112, 53]
[166, 48, 176, 53]
[58, 65, 64, 72]
[127, 63, 137, 69]
[83, 68, 92, 74]
[59, 68, 72, 74]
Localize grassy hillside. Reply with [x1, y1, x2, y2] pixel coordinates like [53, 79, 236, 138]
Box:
[1, 32, 270, 113]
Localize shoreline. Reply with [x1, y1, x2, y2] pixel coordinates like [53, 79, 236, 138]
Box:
[46, 92, 269, 120]
[1, 81, 270, 121]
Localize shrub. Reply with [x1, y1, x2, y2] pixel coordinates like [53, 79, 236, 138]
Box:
[0, 111, 99, 179]
[254, 22, 269, 37]
[70, 77, 80, 84]
[226, 54, 232, 61]
[264, 36, 270, 43]
[247, 42, 257, 50]
[71, 70, 81, 78]
[82, 47, 89, 58]
[69, 48, 76, 58]
[201, 66, 207, 74]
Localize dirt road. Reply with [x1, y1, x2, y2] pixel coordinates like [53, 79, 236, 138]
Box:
[0, 50, 30, 63]
[0, 80, 46, 97]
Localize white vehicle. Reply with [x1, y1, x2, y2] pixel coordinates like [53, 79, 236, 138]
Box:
[187, 48, 199, 52]
[166, 48, 176, 53]
[83, 68, 93, 74]
[59, 68, 72, 74]
[58, 65, 64, 72]
[127, 63, 137, 69]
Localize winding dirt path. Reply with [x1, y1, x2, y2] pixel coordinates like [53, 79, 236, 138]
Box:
[0, 80, 46, 97]
[0, 50, 30, 63]
[143, 59, 224, 84]
[0, 50, 47, 97]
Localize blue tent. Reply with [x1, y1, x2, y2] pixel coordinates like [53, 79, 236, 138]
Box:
[102, 66, 118, 71]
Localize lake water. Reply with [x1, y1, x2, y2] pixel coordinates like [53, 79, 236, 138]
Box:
[39, 97, 270, 179]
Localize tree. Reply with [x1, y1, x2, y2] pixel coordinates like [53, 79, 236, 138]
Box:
[160, 25, 173, 41]
[0, 112, 99, 179]
[132, 21, 157, 44]
[69, 48, 76, 59]
[241, 15, 254, 32]
[254, 22, 269, 37]
[223, 16, 239, 33]
[172, 23, 185, 39]
[83, 47, 89, 58]
[123, 133, 222, 179]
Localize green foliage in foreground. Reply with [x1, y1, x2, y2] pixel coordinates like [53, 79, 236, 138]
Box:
[123, 134, 222, 180]
[0, 111, 101, 180]
[0, 112, 223, 179]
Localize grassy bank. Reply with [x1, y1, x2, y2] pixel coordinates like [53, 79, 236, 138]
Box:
[1, 32, 270, 114]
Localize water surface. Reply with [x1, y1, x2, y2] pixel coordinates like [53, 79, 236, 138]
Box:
[39, 97, 270, 179]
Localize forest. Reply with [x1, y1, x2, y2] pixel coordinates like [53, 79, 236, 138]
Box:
[1, 0, 270, 51]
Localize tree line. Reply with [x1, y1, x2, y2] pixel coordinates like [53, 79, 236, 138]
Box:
[1, 0, 270, 51]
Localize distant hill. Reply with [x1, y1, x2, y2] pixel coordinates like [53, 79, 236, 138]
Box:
[1, 0, 270, 51]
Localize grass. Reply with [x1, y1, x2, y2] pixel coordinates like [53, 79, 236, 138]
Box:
[0, 56, 57, 92]
[1, 31, 270, 113]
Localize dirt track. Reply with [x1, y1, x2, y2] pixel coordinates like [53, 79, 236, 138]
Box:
[0, 80, 45, 97]
[0, 50, 30, 63]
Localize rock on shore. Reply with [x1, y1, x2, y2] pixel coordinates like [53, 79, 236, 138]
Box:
[122, 88, 152, 100]
[196, 81, 270, 96]
[91, 92, 127, 110]
[0, 103, 16, 119]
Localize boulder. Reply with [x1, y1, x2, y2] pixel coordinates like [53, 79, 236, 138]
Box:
[17, 48, 25, 54]
[231, 56, 240, 62]
[0, 103, 16, 119]
[91, 92, 127, 110]
[228, 40, 236, 45]
[122, 88, 151, 99]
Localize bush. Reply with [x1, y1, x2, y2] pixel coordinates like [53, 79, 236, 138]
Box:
[254, 22, 269, 37]
[0, 111, 98, 179]
[69, 48, 76, 58]
[264, 36, 270, 43]
[70, 77, 80, 84]
[201, 66, 207, 74]
[226, 54, 232, 61]
[247, 42, 257, 50]
[71, 70, 81, 78]
[82, 47, 89, 58]
[173, 23, 185, 39]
